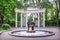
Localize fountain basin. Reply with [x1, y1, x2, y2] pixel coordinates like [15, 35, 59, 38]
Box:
[9, 30, 55, 37]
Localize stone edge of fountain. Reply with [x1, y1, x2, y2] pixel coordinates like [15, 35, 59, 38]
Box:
[8, 30, 55, 38]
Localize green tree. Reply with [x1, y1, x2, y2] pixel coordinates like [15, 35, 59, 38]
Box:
[0, 0, 16, 26]
[40, 1, 53, 20]
[40, 1, 57, 26]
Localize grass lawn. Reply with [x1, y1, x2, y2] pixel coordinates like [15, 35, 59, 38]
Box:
[0, 28, 6, 32]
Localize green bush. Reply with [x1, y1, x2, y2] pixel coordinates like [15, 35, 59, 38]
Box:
[2, 24, 10, 30]
[9, 19, 15, 26]
[7, 19, 15, 26]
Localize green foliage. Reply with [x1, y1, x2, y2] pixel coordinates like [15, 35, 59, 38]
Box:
[0, 0, 28, 26]
[24, 0, 28, 2]
[16, 1, 24, 9]
[40, 2, 53, 9]
[7, 19, 15, 26]
[0, 28, 4, 31]
[2, 24, 10, 30]
[0, 0, 16, 26]
[2, 0, 16, 18]
[40, 1, 57, 21]
[28, 16, 33, 22]
[40, 2, 53, 21]
[34, 18, 38, 21]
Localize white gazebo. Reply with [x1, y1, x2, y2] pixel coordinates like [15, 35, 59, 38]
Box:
[15, 7, 45, 28]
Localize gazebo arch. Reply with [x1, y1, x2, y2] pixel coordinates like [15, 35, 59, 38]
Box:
[15, 7, 45, 28]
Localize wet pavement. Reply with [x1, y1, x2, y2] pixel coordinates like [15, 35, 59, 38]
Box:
[0, 27, 60, 40]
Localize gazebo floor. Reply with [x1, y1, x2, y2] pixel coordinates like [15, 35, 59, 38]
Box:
[0, 27, 60, 40]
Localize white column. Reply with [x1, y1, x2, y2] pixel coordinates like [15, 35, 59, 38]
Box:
[38, 13, 40, 27]
[39, 13, 40, 27]
[33, 13, 34, 22]
[26, 13, 28, 27]
[15, 12, 17, 28]
[43, 12, 45, 28]
[21, 13, 22, 27]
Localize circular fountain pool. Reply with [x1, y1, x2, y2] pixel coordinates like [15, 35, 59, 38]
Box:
[9, 30, 55, 37]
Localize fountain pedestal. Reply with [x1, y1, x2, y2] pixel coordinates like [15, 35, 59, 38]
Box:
[27, 22, 35, 33]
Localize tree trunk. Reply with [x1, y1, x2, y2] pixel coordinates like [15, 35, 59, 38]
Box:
[1, 16, 4, 24]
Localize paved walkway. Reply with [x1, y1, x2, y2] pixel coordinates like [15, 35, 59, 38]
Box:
[0, 28, 60, 40]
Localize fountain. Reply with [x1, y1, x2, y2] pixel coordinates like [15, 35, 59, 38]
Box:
[9, 21, 55, 37]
